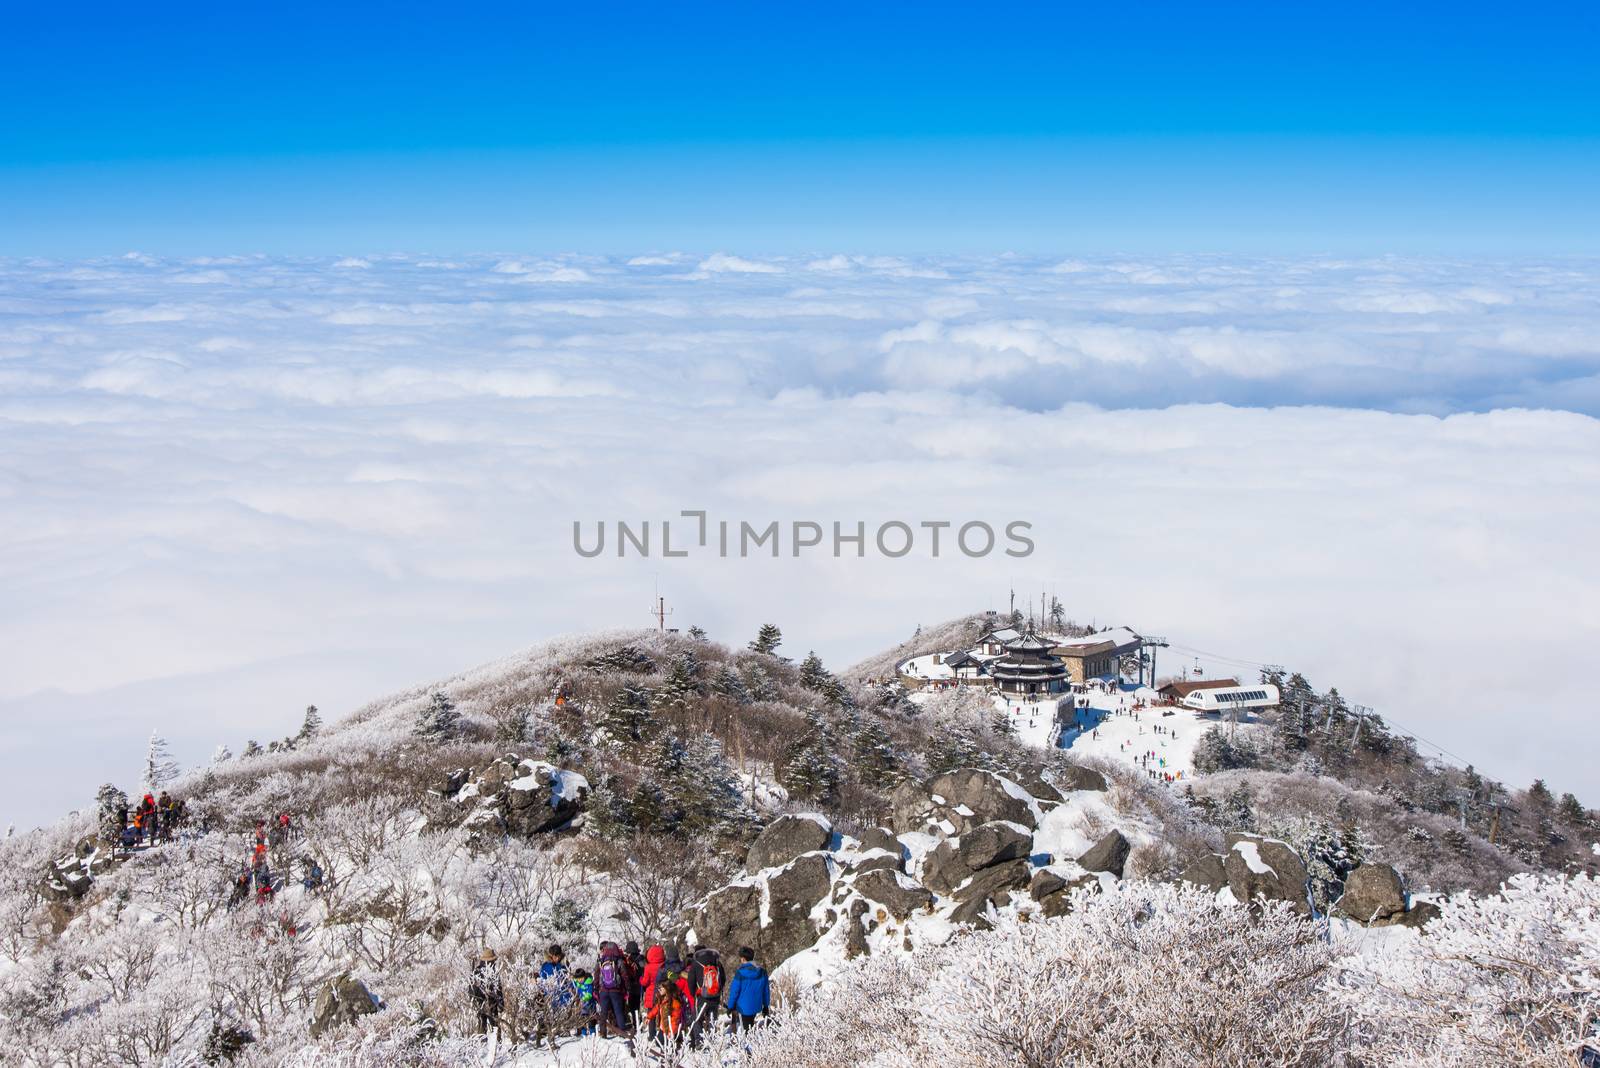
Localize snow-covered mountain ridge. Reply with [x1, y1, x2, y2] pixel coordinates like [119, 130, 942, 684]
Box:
[0, 617, 1595, 1066]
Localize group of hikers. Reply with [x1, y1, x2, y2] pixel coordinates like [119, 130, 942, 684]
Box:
[229, 812, 326, 908]
[468, 940, 771, 1051]
[110, 790, 186, 853]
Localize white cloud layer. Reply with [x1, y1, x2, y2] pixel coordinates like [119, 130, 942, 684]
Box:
[1, 252, 1598, 828]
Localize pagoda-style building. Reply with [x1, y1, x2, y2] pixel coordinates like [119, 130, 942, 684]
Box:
[989, 628, 1069, 696]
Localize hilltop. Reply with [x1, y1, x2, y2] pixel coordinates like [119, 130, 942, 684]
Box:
[0, 616, 1595, 1067]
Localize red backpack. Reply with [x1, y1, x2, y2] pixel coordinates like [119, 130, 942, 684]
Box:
[698, 962, 720, 998]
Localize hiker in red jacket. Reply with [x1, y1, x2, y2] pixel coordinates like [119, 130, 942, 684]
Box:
[639, 945, 666, 1040]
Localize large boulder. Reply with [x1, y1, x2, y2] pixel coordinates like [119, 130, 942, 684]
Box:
[747, 814, 833, 873]
[1077, 830, 1131, 878]
[1398, 900, 1441, 930]
[957, 821, 1034, 871]
[855, 869, 933, 921]
[920, 841, 973, 895]
[927, 769, 1039, 830]
[850, 851, 902, 876]
[309, 975, 381, 1037]
[893, 770, 1039, 835]
[501, 762, 589, 836]
[1179, 853, 1229, 893]
[1029, 868, 1068, 902]
[1224, 833, 1310, 915]
[1055, 764, 1109, 793]
[857, 826, 903, 858]
[951, 858, 1030, 905]
[687, 853, 836, 970]
[1036, 873, 1101, 918]
[1334, 863, 1407, 926]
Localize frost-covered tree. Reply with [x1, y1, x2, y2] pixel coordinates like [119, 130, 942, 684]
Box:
[655, 651, 705, 710]
[710, 664, 749, 704]
[600, 684, 654, 752]
[687, 624, 708, 641]
[1338, 872, 1600, 1066]
[798, 651, 828, 691]
[143, 732, 179, 793]
[240, 739, 262, 760]
[1558, 791, 1591, 827]
[296, 704, 322, 742]
[413, 690, 460, 738]
[741, 663, 778, 702]
[780, 708, 840, 804]
[748, 623, 783, 655]
[210, 744, 232, 765]
[94, 783, 127, 843]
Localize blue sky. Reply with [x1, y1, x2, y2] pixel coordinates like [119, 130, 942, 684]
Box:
[3, 2, 1598, 254]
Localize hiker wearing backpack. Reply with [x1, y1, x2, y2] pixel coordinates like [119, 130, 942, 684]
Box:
[687, 946, 725, 1047]
[468, 948, 505, 1038]
[594, 941, 635, 1038]
[623, 940, 646, 1020]
[571, 968, 597, 1036]
[724, 947, 770, 1032]
[647, 958, 691, 1047]
[639, 944, 667, 1041]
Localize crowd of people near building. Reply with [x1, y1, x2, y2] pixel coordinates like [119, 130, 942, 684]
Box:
[468, 939, 772, 1053]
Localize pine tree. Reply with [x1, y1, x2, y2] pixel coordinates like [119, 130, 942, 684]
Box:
[585, 773, 634, 840]
[1557, 792, 1590, 827]
[851, 717, 898, 781]
[687, 625, 708, 641]
[798, 651, 828, 691]
[710, 664, 750, 704]
[1528, 779, 1554, 808]
[296, 704, 322, 743]
[1049, 597, 1065, 630]
[211, 744, 232, 764]
[600, 684, 655, 752]
[143, 732, 179, 793]
[414, 691, 460, 738]
[241, 740, 263, 759]
[498, 705, 532, 747]
[95, 783, 127, 842]
[741, 663, 778, 702]
[656, 652, 705, 710]
[1221, 783, 1256, 832]
[779, 708, 840, 803]
[748, 623, 783, 656]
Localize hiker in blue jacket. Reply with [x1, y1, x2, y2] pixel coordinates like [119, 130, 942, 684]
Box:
[723, 946, 770, 1032]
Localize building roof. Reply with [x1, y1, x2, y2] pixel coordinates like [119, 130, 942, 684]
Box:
[1004, 630, 1056, 653]
[944, 650, 982, 670]
[1159, 678, 1241, 698]
[977, 627, 1023, 645]
[1049, 627, 1142, 658]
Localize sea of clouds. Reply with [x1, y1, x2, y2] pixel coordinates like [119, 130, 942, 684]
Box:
[2, 251, 1598, 828]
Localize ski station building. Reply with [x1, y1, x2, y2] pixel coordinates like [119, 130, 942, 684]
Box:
[897, 625, 1143, 696]
[1178, 682, 1281, 713]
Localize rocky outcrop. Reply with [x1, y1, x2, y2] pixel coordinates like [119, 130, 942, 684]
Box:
[1224, 833, 1310, 915]
[857, 826, 903, 858]
[891, 769, 1039, 836]
[679, 766, 1146, 971]
[747, 814, 833, 873]
[1179, 853, 1229, 893]
[1077, 830, 1131, 878]
[453, 755, 589, 839]
[855, 868, 932, 921]
[1054, 763, 1108, 793]
[683, 852, 837, 968]
[309, 975, 381, 1037]
[957, 821, 1034, 870]
[1333, 863, 1408, 926]
[1398, 899, 1441, 929]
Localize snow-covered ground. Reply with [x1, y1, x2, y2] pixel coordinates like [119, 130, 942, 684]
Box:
[919, 681, 1257, 784]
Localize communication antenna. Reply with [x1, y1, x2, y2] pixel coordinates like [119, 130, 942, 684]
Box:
[646, 583, 673, 632]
